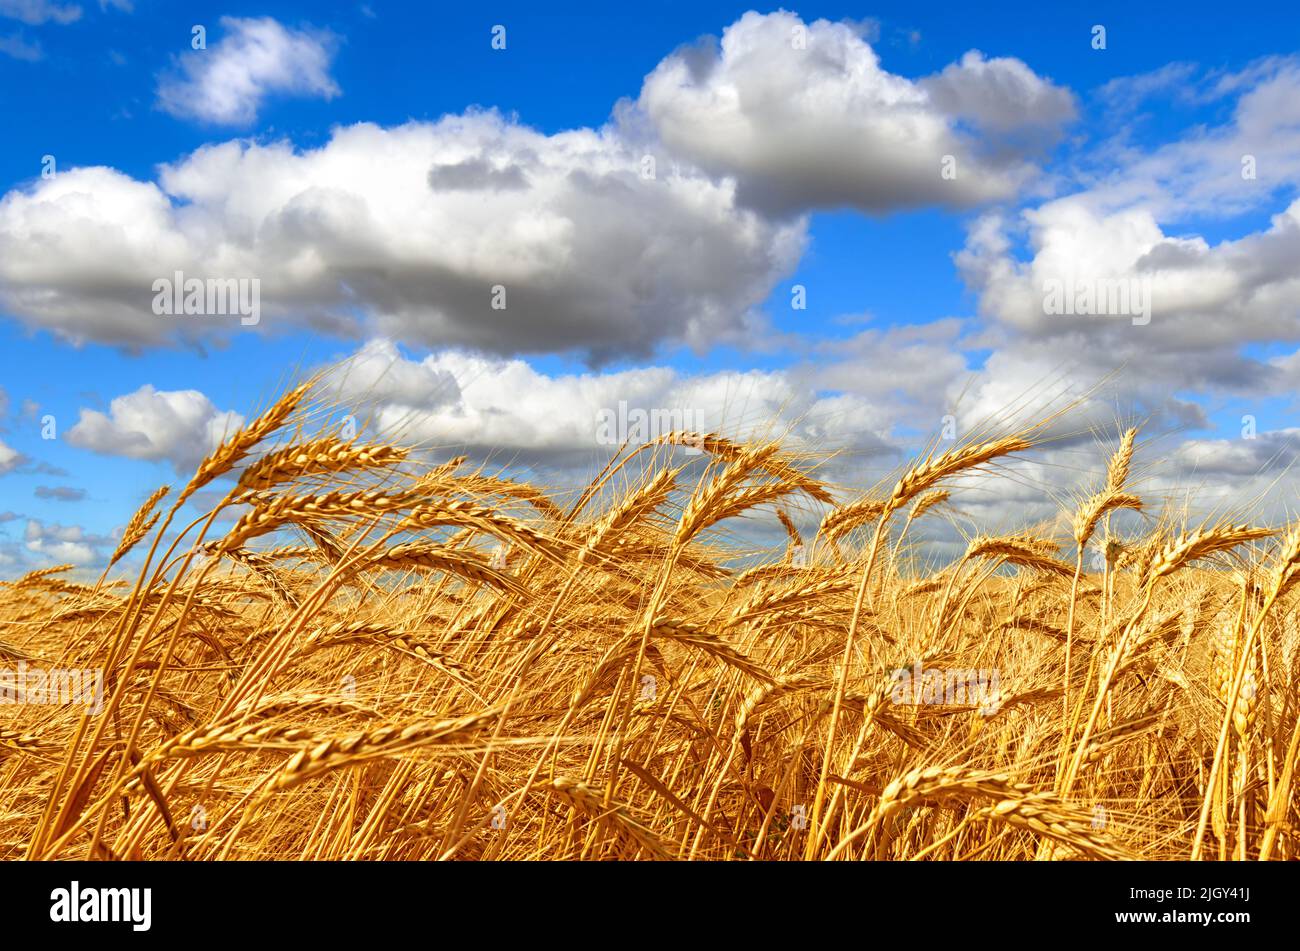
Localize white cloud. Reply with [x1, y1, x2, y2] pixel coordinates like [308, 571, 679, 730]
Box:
[1095, 63, 1199, 115]
[7, 12, 1300, 538]
[324, 339, 895, 475]
[634, 11, 1073, 214]
[957, 194, 1300, 398]
[0, 11, 1081, 358]
[0, 437, 21, 474]
[804, 320, 971, 422]
[328, 337, 464, 409]
[66, 384, 244, 472]
[156, 16, 340, 125]
[939, 59, 1300, 436]
[0, 113, 804, 356]
[49, 341, 901, 495]
[23, 519, 111, 566]
[0, 0, 79, 25]
[1074, 60, 1300, 218]
[0, 31, 41, 60]
[1173, 429, 1300, 478]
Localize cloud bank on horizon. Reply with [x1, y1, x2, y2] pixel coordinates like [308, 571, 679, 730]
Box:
[0, 4, 1298, 570]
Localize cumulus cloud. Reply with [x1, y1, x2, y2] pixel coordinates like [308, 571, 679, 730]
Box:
[66, 384, 243, 472]
[23, 518, 112, 566]
[0, 11, 1075, 359]
[921, 50, 1076, 140]
[804, 320, 971, 420]
[942, 60, 1300, 438]
[328, 337, 464, 409]
[156, 16, 340, 125]
[49, 340, 902, 497]
[7, 10, 1300, 538]
[634, 11, 1073, 215]
[0, 437, 21, 474]
[957, 194, 1300, 399]
[0, 113, 803, 357]
[1172, 429, 1300, 478]
[322, 339, 896, 476]
[304, 341, 1236, 548]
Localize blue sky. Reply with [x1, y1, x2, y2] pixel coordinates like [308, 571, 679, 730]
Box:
[2, 1, 1299, 570]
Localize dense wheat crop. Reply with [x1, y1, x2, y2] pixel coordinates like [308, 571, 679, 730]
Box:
[1, 378, 1297, 861]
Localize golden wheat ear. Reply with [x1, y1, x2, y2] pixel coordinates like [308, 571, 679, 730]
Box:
[236, 437, 408, 492]
[886, 434, 1034, 516]
[179, 378, 317, 504]
[108, 485, 170, 568]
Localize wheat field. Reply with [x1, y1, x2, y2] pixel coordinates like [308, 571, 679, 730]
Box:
[1, 377, 1296, 861]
